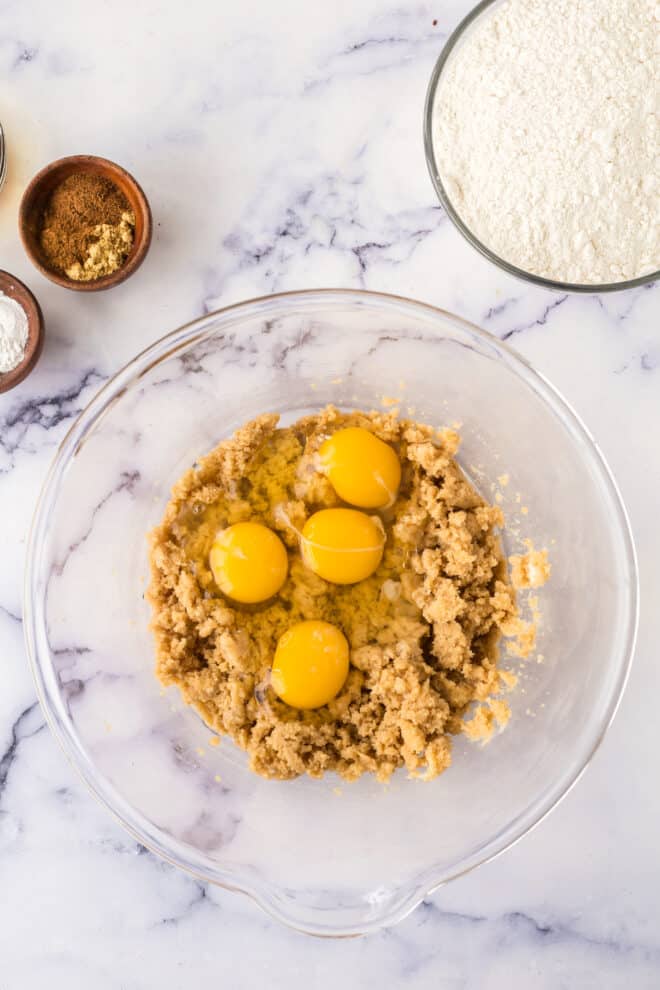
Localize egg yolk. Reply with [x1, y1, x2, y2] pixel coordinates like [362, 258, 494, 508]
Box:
[209, 522, 288, 604]
[271, 620, 349, 709]
[300, 508, 384, 584]
[318, 427, 401, 509]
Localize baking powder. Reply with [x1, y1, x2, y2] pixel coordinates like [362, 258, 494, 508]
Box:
[0, 291, 29, 373]
[433, 0, 659, 284]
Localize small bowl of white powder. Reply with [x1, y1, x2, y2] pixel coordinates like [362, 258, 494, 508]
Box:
[0, 271, 44, 393]
[424, 0, 659, 292]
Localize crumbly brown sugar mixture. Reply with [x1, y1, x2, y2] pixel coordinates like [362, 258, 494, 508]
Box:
[148, 407, 546, 782]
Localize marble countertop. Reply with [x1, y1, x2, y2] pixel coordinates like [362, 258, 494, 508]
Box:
[1, 0, 658, 986]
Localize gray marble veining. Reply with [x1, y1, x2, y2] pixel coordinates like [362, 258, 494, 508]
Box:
[0, 0, 658, 986]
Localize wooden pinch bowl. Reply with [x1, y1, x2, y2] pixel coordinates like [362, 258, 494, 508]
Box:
[19, 155, 152, 292]
[0, 271, 44, 393]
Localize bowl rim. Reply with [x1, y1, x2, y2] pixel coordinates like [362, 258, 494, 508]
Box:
[23, 288, 640, 936]
[423, 0, 660, 295]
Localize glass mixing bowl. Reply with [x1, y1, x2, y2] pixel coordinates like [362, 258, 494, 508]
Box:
[25, 289, 638, 936]
[423, 0, 660, 294]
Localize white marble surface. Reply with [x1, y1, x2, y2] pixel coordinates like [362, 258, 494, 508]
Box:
[0, 0, 658, 986]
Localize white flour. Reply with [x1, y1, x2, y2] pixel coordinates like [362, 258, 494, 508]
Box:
[433, 0, 659, 285]
[0, 291, 29, 373]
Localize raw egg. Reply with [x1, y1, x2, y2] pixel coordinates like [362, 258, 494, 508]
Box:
[209, 521, 288, 604]
[300, 508, 384, 584]
[319, 426, 401, 508]
[271, 619, 349, 709]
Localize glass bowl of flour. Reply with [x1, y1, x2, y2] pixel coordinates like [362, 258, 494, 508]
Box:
[424, 0, 659, 293]
[25, 289, 638, 935]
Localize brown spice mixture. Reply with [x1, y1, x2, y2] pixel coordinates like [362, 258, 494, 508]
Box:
[38, 173, 135, 281]
[147, 407, 545, 782]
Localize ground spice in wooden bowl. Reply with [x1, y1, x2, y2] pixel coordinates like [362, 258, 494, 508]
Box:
[39, 173, 135, 282]
[19, 155, 152, 292]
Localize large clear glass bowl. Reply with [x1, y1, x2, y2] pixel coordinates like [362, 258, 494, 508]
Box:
[423, 0, 660, 294]
[25, 289, 638, 936]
